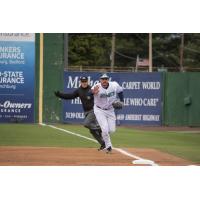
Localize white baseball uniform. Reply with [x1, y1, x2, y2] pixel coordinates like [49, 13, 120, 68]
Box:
[92, 81, 123, 149]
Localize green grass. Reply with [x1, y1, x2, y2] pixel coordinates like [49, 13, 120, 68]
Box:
[0, 124, 96, 148]
[0, 124, 200, 162]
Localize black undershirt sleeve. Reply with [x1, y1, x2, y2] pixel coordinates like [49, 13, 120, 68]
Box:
[57, 89, 79, 99]
[118, 92, 124, 102]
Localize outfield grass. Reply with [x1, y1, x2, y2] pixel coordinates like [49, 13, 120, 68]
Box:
[0, 124, 200, 162]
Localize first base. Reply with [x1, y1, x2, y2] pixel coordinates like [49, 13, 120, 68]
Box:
[132, 159, 156, 166]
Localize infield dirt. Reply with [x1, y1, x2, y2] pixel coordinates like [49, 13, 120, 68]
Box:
[0, 146, 197, 166]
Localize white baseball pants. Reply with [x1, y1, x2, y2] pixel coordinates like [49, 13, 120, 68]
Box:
[94, 106, 116, 148]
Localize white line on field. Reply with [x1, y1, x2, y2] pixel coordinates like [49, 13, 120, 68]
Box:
[47, 124, 98, 143]
[41, 123, 158, 166]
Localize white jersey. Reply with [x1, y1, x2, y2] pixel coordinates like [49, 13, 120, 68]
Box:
[92, 81, 123, 110]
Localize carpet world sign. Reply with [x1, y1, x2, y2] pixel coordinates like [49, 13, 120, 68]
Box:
[0, 33, 35, 122]
[63, 72, 163, 125]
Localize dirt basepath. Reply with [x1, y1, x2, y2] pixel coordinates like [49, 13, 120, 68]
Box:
[0, 146, 196, 166]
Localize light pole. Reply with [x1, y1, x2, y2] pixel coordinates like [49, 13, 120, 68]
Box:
[180, 33, 184, 72]
[64, 33, 68, 71]
[111, 33, 116, 72]
[149, 33, 153, 72]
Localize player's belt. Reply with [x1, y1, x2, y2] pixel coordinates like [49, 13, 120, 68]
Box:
[97, 106, 109, 110]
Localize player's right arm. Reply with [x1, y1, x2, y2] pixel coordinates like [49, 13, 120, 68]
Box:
[90, 84, 100, 95]
[54, 89, 79, 99]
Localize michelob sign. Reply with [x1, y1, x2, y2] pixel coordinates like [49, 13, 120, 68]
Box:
[0, 33, 35, 123]
[63, 72, 163, 125]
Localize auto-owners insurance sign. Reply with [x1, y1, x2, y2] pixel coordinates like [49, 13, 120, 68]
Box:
[0, 33, 35, 123]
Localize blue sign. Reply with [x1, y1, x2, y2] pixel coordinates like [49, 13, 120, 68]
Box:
[63, 72, 163, 125]
[0, 33, 35, 123]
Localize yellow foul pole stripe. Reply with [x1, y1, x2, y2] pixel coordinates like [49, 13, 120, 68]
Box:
[39, 33, 44, 124]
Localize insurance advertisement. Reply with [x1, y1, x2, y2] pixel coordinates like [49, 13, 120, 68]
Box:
[0, 33, 35, 123]
[63, 72, 163, 125]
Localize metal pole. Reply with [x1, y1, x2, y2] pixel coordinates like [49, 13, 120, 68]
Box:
[111, 33, 116, 72]
[149, 33, 153, 72]
[135, 55, 139, 72]
[180, 33, 184, 72]
[64, 33, 68, 71]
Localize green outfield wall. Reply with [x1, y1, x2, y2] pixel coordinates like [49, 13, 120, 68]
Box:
[163, 72, 200, 126]
[35, 33, 64, 123]
[35, 33, 200, 126]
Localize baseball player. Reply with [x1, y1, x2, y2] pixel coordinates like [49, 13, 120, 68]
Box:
[91, 74, 124, 153]
[54, 76, 105, 150]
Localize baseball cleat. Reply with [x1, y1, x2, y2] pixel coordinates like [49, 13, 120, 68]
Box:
[106, 146, 112, 154]
[98, 143, 106, 151]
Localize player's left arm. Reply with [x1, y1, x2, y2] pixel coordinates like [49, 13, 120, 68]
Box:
[114, 82, 124, 102]
[118, 91, 124, 102]
[112, 83, 124, 109]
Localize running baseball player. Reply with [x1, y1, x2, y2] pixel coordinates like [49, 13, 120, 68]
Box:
[54, 76, 105, 150]
[91, 73, 124, 153]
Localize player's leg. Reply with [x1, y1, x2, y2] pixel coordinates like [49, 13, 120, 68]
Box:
[107, 111, 116, 134]
[94, 108, 112, 149]
[101, 111, 116, 153]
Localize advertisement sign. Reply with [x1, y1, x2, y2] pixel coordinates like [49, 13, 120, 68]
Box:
[63, 72, 163, 125]
[0, 33, 35, 123]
